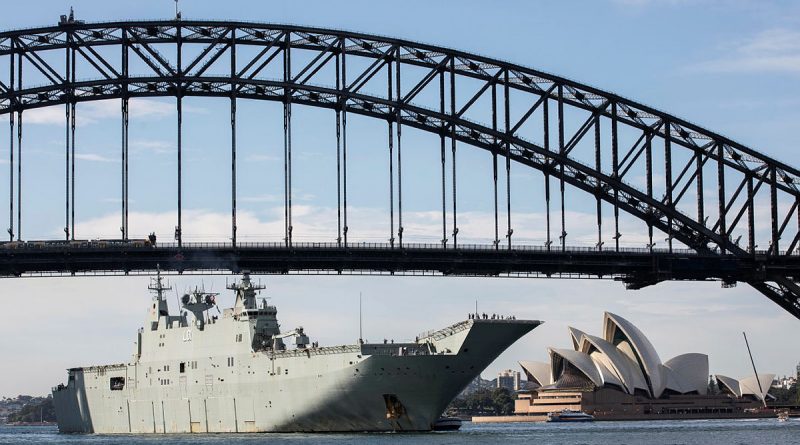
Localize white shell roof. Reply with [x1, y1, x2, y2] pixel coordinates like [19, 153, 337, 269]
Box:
[662, 364, 690, 394]
[716, 373, 773, 403]
[519, 360, 552, 387]
[568, 326, 587, 351]
[579, 333, 648, 395]
[664, 353, 709, 395]
[548, 348, 603, 388]
[739, 374, 775, 403]
[715, 374, 741, 397]
[603, 312, 665, 398]
[587, 351, 625, 389]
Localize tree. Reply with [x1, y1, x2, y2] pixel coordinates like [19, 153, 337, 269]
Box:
[707, 375, 718, 395]
[6, 397, 56, 423]
[447, 387, 515, 416]
[796, 362, 800, 405]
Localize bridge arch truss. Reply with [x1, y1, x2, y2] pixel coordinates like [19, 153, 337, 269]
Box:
[0, 20, 798, 318]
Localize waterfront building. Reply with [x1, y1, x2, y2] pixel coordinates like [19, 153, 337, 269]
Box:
[497, 370, 521, 391]
[514, 312, 775, 420]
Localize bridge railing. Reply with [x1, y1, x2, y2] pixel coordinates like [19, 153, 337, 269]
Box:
[0, 239, 791, 256]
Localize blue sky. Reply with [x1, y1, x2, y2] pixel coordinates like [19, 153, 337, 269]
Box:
[0, 0, 799, 397]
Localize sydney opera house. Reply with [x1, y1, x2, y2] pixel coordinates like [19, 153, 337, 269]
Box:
[514, 312, 775, 420]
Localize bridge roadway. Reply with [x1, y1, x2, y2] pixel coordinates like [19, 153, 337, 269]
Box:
[0, 242, 796, 286]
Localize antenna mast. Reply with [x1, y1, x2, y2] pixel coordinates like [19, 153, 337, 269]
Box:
[359, 292, 363, 344]
[742, 331, 767, 408]
[148, 266, 171, 300]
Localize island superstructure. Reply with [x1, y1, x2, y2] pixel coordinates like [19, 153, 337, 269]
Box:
[52, 273, 541, 433]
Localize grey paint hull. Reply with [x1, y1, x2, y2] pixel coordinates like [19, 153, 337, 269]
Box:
[53, 319, 539, 433]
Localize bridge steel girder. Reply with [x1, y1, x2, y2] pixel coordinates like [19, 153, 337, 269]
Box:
[0, 243, 792, 281]
[0, 21, 798, 318]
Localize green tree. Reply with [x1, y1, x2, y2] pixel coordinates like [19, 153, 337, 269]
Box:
[796, 362, 800, 405]
[447, 387, 515, 415]
[707, 375, 718, 395]
[6, 397, 55, 423]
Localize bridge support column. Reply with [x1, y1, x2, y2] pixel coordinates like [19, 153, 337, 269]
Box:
[7, 42, 13, 242]
[231, 28, 237, 248]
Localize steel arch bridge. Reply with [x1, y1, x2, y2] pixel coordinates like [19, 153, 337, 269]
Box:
[0, 19, 799, 319]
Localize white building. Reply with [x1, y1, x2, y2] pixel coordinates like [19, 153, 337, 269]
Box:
[497, 369, 521, 391]
[520, 312, 774, 403]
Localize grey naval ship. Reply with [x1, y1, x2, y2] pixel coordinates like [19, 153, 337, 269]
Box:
[53, 273, 541, 433]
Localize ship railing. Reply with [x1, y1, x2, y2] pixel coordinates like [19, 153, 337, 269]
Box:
[417, 320, 472, 342]
[360, 343, 431, 357]
[264, 344, 361, 358]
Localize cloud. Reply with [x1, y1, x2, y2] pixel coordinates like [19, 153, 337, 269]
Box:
[130, 139, 174, 155]
[24, 98, 178, 127]
[75, 153, 117, 163]
[692, 28, 800, 74]
[246, 154, 280, 162]
[240, 194, 281, 203]
[61, 204, 672, 248]
[612, 0, 691, 6]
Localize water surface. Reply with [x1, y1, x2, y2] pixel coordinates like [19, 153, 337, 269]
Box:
[2, 419, 798, 445]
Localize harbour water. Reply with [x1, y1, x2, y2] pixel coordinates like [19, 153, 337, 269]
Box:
[1, 419, 798, 445]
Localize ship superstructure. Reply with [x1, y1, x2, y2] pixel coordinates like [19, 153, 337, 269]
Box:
[53, 273, 541, 433]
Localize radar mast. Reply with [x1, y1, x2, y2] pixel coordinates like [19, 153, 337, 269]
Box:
[228, 272, 265, 312]
[147, 268, 172, 324]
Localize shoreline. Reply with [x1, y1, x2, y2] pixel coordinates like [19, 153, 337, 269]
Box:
[472, 411, 800, 423]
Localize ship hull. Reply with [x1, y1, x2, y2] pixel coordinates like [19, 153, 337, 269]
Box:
[53, 319, 538, 433]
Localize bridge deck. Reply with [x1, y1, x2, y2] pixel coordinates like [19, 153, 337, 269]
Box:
[0, 243, 795, 286]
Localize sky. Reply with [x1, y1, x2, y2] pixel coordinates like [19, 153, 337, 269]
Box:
[1, 0, 800, 397]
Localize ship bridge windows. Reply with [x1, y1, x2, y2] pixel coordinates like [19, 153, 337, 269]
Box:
[109, 377, 125, 391]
